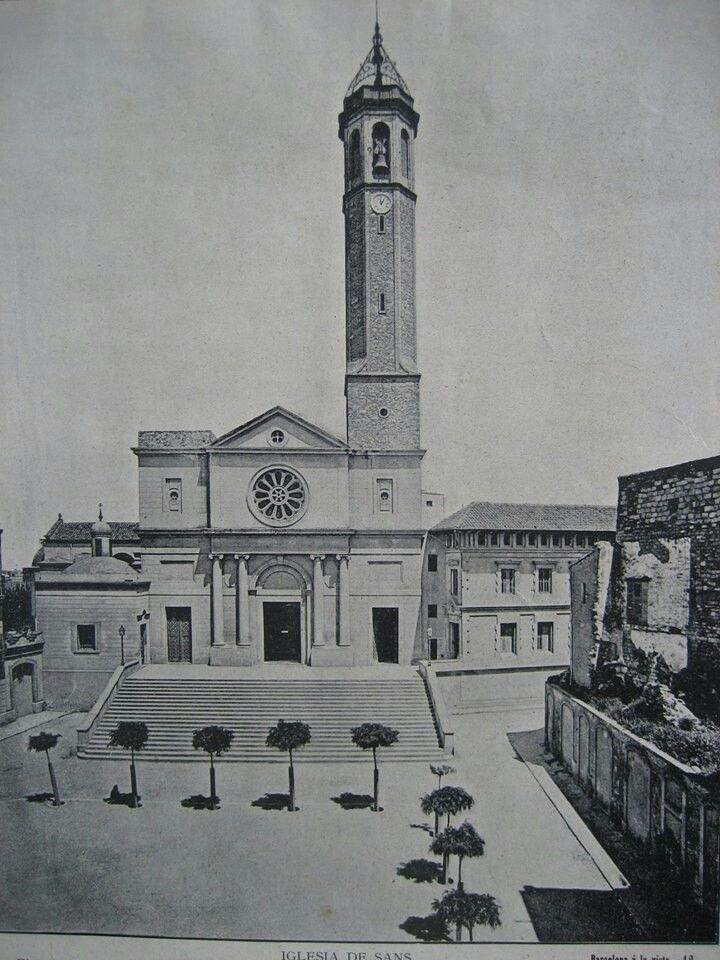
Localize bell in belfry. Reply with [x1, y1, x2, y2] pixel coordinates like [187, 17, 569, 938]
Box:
[373, 133, 389, 172]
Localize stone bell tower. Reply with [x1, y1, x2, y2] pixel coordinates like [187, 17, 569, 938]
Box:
[339, 20, 421, 452]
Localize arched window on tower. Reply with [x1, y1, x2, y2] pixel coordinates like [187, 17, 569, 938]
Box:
[372, 122, 390, 177]
[401, 129, 410, 178]
[349, 129, 361, 181]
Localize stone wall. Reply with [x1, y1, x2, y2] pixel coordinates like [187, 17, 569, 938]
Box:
[546, 681, 720, 917]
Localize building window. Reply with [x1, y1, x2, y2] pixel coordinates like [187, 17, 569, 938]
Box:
[379, 292, 386, 314]
[538, 568, 553, 594]
[500, 568, 516, 594]
[349, 128, 361, 180]
[377, 478, 394, 513]
[448, 621, 460, 658]
[372, 121, 390, 175]
[450, 567, 459, 596]
[401, 128, 410, 177]
[478, 532, 486, 546]
[490, 532, 498, 546]
[516, 533, 525, 546]
[378, 214, 385, 234]
[499, 623, 517, 654]
[627, 578, 649, 627]
[428, 554, 438, 572]
[503, 532, 512, 546]
[577, 534, 586, 548]
[581, 582, 587, 603]
[427, 604, 437, 619]
[164, 478, 182, 513]
[552, 534, 562, 547]
[537, 621, 554, 652]
[269, 429, 286, 447]
[76, 624, 98, 653]
[378, 406, 389, 419]
[528, 532, 537, 546]
[249, 466, 308, 527]
[565, 534, 574, 547]
[540, 533, 549, 546]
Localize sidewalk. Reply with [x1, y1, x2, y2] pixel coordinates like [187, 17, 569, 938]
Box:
[0, 710, 72, 744]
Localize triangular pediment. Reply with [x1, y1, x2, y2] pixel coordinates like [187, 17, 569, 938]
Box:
[211, 406, 348, 452]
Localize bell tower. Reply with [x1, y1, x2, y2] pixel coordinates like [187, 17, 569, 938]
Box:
[339, 20, 421, 452]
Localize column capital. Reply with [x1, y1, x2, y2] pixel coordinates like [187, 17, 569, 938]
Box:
[336, 553, 349, 562]
[233, 554, 250, 562]
[210, 552, 224, 562]
[310, 554, 326, 562]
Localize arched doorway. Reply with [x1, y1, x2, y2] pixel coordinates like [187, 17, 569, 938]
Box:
[255, 564, 309, 664]
[11, 661, 35, 718]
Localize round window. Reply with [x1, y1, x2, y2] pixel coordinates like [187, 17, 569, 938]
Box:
[379, 407, 389, 419]
[269, 429, 286, 447]
[248, 466, 308, 527]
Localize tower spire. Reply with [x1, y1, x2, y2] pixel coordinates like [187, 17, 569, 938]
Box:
[372, 2, 383, 87]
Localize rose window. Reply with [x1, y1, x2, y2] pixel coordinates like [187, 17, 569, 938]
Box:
[248, 466, 308, 526]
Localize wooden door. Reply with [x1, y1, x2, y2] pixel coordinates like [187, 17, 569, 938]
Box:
[166, 607, 192, 662]
[373, 607, 399, 663]
[263, 602, 301, 662]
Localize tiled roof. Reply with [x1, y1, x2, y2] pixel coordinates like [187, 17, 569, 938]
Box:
[137, 430, 215, 450]
[434, 501, 617, 532]
[43, 520, 140, 544]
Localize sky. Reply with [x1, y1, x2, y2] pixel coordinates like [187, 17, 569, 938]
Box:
[1, 0, 719, 567]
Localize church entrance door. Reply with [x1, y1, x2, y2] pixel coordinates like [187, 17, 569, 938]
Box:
[373, 607, 399, 663]
[166, 607, 192, 663]
[263, 602, 302, 662]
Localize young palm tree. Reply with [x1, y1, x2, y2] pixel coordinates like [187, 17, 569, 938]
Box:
[433, 888, 500, 943]
[27, 731, 62, 806]
[108, 721, 149, 808]
[192, 725, 234, 809]
[265, 719, 311, 811]
[420, 784, 474, 837]
[430, 762, 455, 790]
[350, 722, 399, 812]
[430, 821, 485, 889]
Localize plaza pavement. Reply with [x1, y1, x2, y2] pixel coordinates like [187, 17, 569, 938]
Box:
[0, 705, 640, 942]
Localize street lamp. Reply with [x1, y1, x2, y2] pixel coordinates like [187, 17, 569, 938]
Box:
[118, 625, 126, 666]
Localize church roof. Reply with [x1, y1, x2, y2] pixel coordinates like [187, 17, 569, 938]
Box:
[211, 405, 348, 450]
[43, 519, 140, 544]
[346, 21, 411, 97]
[137, 430, 216, 450]
[59, 555, 140, 580]
[434, 501, 617, 532]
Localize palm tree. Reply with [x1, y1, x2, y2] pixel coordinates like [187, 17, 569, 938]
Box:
[430, 762, 455, 790]
[420, 784, 474, 837]
[27, 731, 62, 806]
[192, 725, 234, 809]
[350, 722, 399, 812]
[430, 821, 485, 889]
[108, 721, 149, 808]
[265, 719, 311, 811]
[433, 888, 500, 943]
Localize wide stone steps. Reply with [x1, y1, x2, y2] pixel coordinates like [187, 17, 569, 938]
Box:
[78, 674, 444, 762]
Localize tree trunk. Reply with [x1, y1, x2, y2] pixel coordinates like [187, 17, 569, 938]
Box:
[468, 924, 474, 942]
[288, 751, 295, 812]
[440, 852, 447, 884]
[434, 810, 439, 836]
[455, 921, 462, 942]
[46, 751, 61, 806]
[372, 748, 379, 812]
[209, 754, 218, 809]
[457, 857, 463, 891]
[130, 750, 139, 808]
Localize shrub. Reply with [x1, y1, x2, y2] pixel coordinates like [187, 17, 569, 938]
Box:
[623, 717, 720, 771]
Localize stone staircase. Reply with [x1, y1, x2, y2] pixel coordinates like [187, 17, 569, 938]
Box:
[77, 672, 444, 762]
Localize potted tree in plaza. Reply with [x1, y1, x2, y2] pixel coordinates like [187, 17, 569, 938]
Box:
[266, 719, 311, 811]
[433, 888, 501, 943]
[192, 725, 234, 810]
[421, 784, 474, 837]
[108, 720, 149, 808]
[430, 821, 485, 889]
[350, 722, 399, 812]
[430, 762, 455, 790]
[27, 731, 62, 806]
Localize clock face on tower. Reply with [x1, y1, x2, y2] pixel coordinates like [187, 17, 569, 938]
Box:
[370, 193, 392, 215]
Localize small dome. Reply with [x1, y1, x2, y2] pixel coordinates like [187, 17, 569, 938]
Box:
[92, 518, 112, 537]
[63, 555, 138, 580]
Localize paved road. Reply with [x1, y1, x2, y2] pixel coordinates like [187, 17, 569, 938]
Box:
[0, 706, 639, 942]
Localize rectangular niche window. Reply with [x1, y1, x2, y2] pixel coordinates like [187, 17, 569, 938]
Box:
[450, 567, 459, 596]
[427, 553, 438, 572]
[378, 214, 386, 234]
[427, 604, 438, 619]
[164, 478, 182, 512]
[528, 533, 537, 546]
[378, 292, 386, 314]
[538, 568, 553, 594]
[537, 621, 554, 652]
[377, 478, 394, 512]
[76, 624, 98, 653]
[499, 623, 517, 654]
[490, 532, 499, 546]
[626, 578, 649, 626]
[500, 568, 516, 594]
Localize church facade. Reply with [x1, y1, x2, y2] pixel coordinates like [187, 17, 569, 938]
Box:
[31, 26, 431, 704]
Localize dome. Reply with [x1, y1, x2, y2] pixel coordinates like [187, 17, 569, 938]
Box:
[91, 518, 112, 537]
[62, 555, 138, 580]
[346, 23, 410, 98]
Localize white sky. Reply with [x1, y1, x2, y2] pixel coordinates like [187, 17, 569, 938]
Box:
[1, 0, 719, 567]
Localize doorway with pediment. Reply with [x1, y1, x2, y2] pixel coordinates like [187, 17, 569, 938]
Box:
[255, 561, 310, 664]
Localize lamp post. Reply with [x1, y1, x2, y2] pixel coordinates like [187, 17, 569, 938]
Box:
[119, 625, 126, 666]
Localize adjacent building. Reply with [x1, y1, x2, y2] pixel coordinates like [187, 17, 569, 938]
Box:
[422, 502, 616, 708]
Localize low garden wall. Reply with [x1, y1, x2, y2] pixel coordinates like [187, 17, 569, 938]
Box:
[546, 681, 720, 917]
